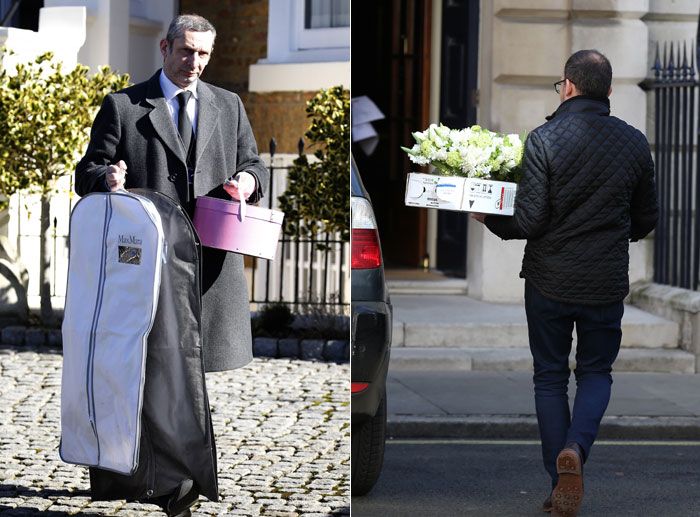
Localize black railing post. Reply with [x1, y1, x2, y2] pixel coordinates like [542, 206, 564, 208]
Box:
[247, 135, 348, 311]
[322, 233, 330, 302]
[695, 39, 700, 290]
[652, 42, 663, 284]
[681, 42, 692, 289]
[663, 42, 672, 285]
[672, 42, 682, 286]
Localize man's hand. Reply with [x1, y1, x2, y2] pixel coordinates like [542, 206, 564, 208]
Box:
[223, 171, 256, 201]
[471, 213, 487, 224]
[105, 160, 127, 191]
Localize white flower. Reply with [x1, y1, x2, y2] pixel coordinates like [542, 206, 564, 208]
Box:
[402, 122, 525, 180]
[412, 130, 427, 142]
[506, 134, 521, 146]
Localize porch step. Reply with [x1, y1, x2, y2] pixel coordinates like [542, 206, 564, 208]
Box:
[387, 278, 468, 295]
[389, 347, 696, 374]
[391, 295, 679, 350]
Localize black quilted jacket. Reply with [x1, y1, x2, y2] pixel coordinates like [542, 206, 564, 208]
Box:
[485, 95, 658, 305]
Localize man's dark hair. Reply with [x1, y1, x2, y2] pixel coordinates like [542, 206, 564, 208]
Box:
[166, 14, 216, 47]
[564, 50, 612, 98]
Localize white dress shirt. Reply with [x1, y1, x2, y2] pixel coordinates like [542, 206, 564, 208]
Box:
[159, 70, 199, 136]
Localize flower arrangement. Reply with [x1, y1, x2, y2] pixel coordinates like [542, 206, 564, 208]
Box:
[401, 124, 525, 183]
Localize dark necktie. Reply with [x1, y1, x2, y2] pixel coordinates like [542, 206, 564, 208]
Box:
[176, 91, 196, 207]
[176, 91, 195, 165]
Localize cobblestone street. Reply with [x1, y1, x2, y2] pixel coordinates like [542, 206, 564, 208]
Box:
[0, 347, 350, 516]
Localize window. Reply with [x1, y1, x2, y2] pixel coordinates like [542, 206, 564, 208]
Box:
[296, 0, 349, 50]
[305, 0, 349, 29]
[250, 0, 349, 92]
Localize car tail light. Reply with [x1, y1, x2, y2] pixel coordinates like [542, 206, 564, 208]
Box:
[352, 197, 382, 269]
[352, 382, 369, 394]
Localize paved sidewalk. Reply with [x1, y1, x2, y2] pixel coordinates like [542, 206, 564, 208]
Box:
[387, 368, 700, 440]
[0, 346, 349, 516]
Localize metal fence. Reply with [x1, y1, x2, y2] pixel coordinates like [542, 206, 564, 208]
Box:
[642, 41, 700, 290]
[11, 141, 350, 312]
[249, 139, 350, 312]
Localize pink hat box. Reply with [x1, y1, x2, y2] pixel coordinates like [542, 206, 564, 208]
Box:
[192, 196, 285, 260]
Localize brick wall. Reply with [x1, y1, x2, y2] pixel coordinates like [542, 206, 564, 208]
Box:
[242, 91, 316, 156]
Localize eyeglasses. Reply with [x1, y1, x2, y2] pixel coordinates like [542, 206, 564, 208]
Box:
[554, 79, 566, 94]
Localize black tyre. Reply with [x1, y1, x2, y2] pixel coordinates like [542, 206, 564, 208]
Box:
[351, 392, 387, 496]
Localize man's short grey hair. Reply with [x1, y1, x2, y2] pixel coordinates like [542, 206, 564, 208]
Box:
[166, 14, 216, 46]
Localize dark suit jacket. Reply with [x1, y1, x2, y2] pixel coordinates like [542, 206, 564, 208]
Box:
[76, 70, 269, 371]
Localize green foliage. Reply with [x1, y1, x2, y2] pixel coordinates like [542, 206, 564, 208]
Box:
[0, 51, 130, 209]
[278, 86, 349, 242]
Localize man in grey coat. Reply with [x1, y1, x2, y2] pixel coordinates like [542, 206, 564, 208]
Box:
[75, 13, 268, 516]
[76, 13, 267, 373]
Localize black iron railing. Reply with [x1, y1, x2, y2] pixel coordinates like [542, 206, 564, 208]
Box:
[15, 140, 349, 311]
[642, 41, 700, 290]
[248, 138, 349, 310]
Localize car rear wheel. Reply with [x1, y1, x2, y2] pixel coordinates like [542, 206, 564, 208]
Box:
[351, 392, 387, 496]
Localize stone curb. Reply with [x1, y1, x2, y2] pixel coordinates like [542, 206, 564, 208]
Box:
[388, 415, 700, 441]
[253, 337, 350, 363]
[0, 326, 350, 364]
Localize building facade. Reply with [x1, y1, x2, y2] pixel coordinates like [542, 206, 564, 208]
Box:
[353, 0, 700, 302]
[0, 0, 350, 311]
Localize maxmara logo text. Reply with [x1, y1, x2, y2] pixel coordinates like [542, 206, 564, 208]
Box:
[118, 234, 143, 246]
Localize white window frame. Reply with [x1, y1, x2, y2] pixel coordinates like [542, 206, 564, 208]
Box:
[250, 0, 349, 92]
[294, 0, 349, 50]
[264, 0, 349, 64]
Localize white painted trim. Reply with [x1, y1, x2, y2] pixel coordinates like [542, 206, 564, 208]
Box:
[265, 0, 349, 64]
[293, 0, 349, 50]
[427, 0, 442, 269]
[249, 61, 349, 92]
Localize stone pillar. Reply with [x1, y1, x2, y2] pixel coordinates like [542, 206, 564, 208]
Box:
[46, 0, 129, 74]
[470, 0, 652, 302]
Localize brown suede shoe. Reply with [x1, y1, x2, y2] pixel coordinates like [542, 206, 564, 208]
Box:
[552, 445, 584, 516]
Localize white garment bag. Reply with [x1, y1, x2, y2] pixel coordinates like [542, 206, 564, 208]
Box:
[60, 191, 164, 475]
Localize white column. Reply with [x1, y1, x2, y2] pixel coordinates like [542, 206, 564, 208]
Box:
[45, 0, 129, 73]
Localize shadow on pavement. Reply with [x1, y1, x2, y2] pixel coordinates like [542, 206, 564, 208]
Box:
[0, 506, 103, 516]
[0, 344, 61, 355]
[0, 485, 89, 498]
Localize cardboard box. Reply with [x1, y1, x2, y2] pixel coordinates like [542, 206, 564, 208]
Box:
[404, 172, 517, 216]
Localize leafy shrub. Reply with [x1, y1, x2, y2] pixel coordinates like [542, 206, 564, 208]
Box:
[278, 86, 349, 243]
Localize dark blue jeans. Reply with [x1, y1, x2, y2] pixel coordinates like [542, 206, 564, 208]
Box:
[524, 281, 623, 487]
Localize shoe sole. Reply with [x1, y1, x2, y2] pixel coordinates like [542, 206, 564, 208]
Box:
[552, 450, 583, 517]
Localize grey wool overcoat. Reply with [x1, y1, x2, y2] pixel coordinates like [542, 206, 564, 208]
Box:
[75, 70, 269, 372]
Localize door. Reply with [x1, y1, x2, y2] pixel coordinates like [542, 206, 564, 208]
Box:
[351, 0, 432, 269]
[436, 0, 479, 277]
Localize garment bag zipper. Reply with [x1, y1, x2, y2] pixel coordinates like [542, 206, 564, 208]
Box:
[85, 194, 113, 463]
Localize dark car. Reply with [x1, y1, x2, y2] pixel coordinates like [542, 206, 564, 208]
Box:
[351, 156, 392, 496]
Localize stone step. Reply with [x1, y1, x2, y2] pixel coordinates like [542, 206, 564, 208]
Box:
[392, 300, 679, 350]
[389, 347, 696, 374]
[387, 279, 469, 295]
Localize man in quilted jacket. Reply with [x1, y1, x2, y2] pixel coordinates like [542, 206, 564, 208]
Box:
[473, 49, 658, 516]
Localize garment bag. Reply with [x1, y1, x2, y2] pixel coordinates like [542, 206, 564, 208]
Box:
[61, 191, 164, 475]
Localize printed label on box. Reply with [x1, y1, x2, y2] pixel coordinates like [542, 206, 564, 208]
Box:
[463, 179, 517, 215]
[404, 173, 466, 211]
[405, 172, 517, 216]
